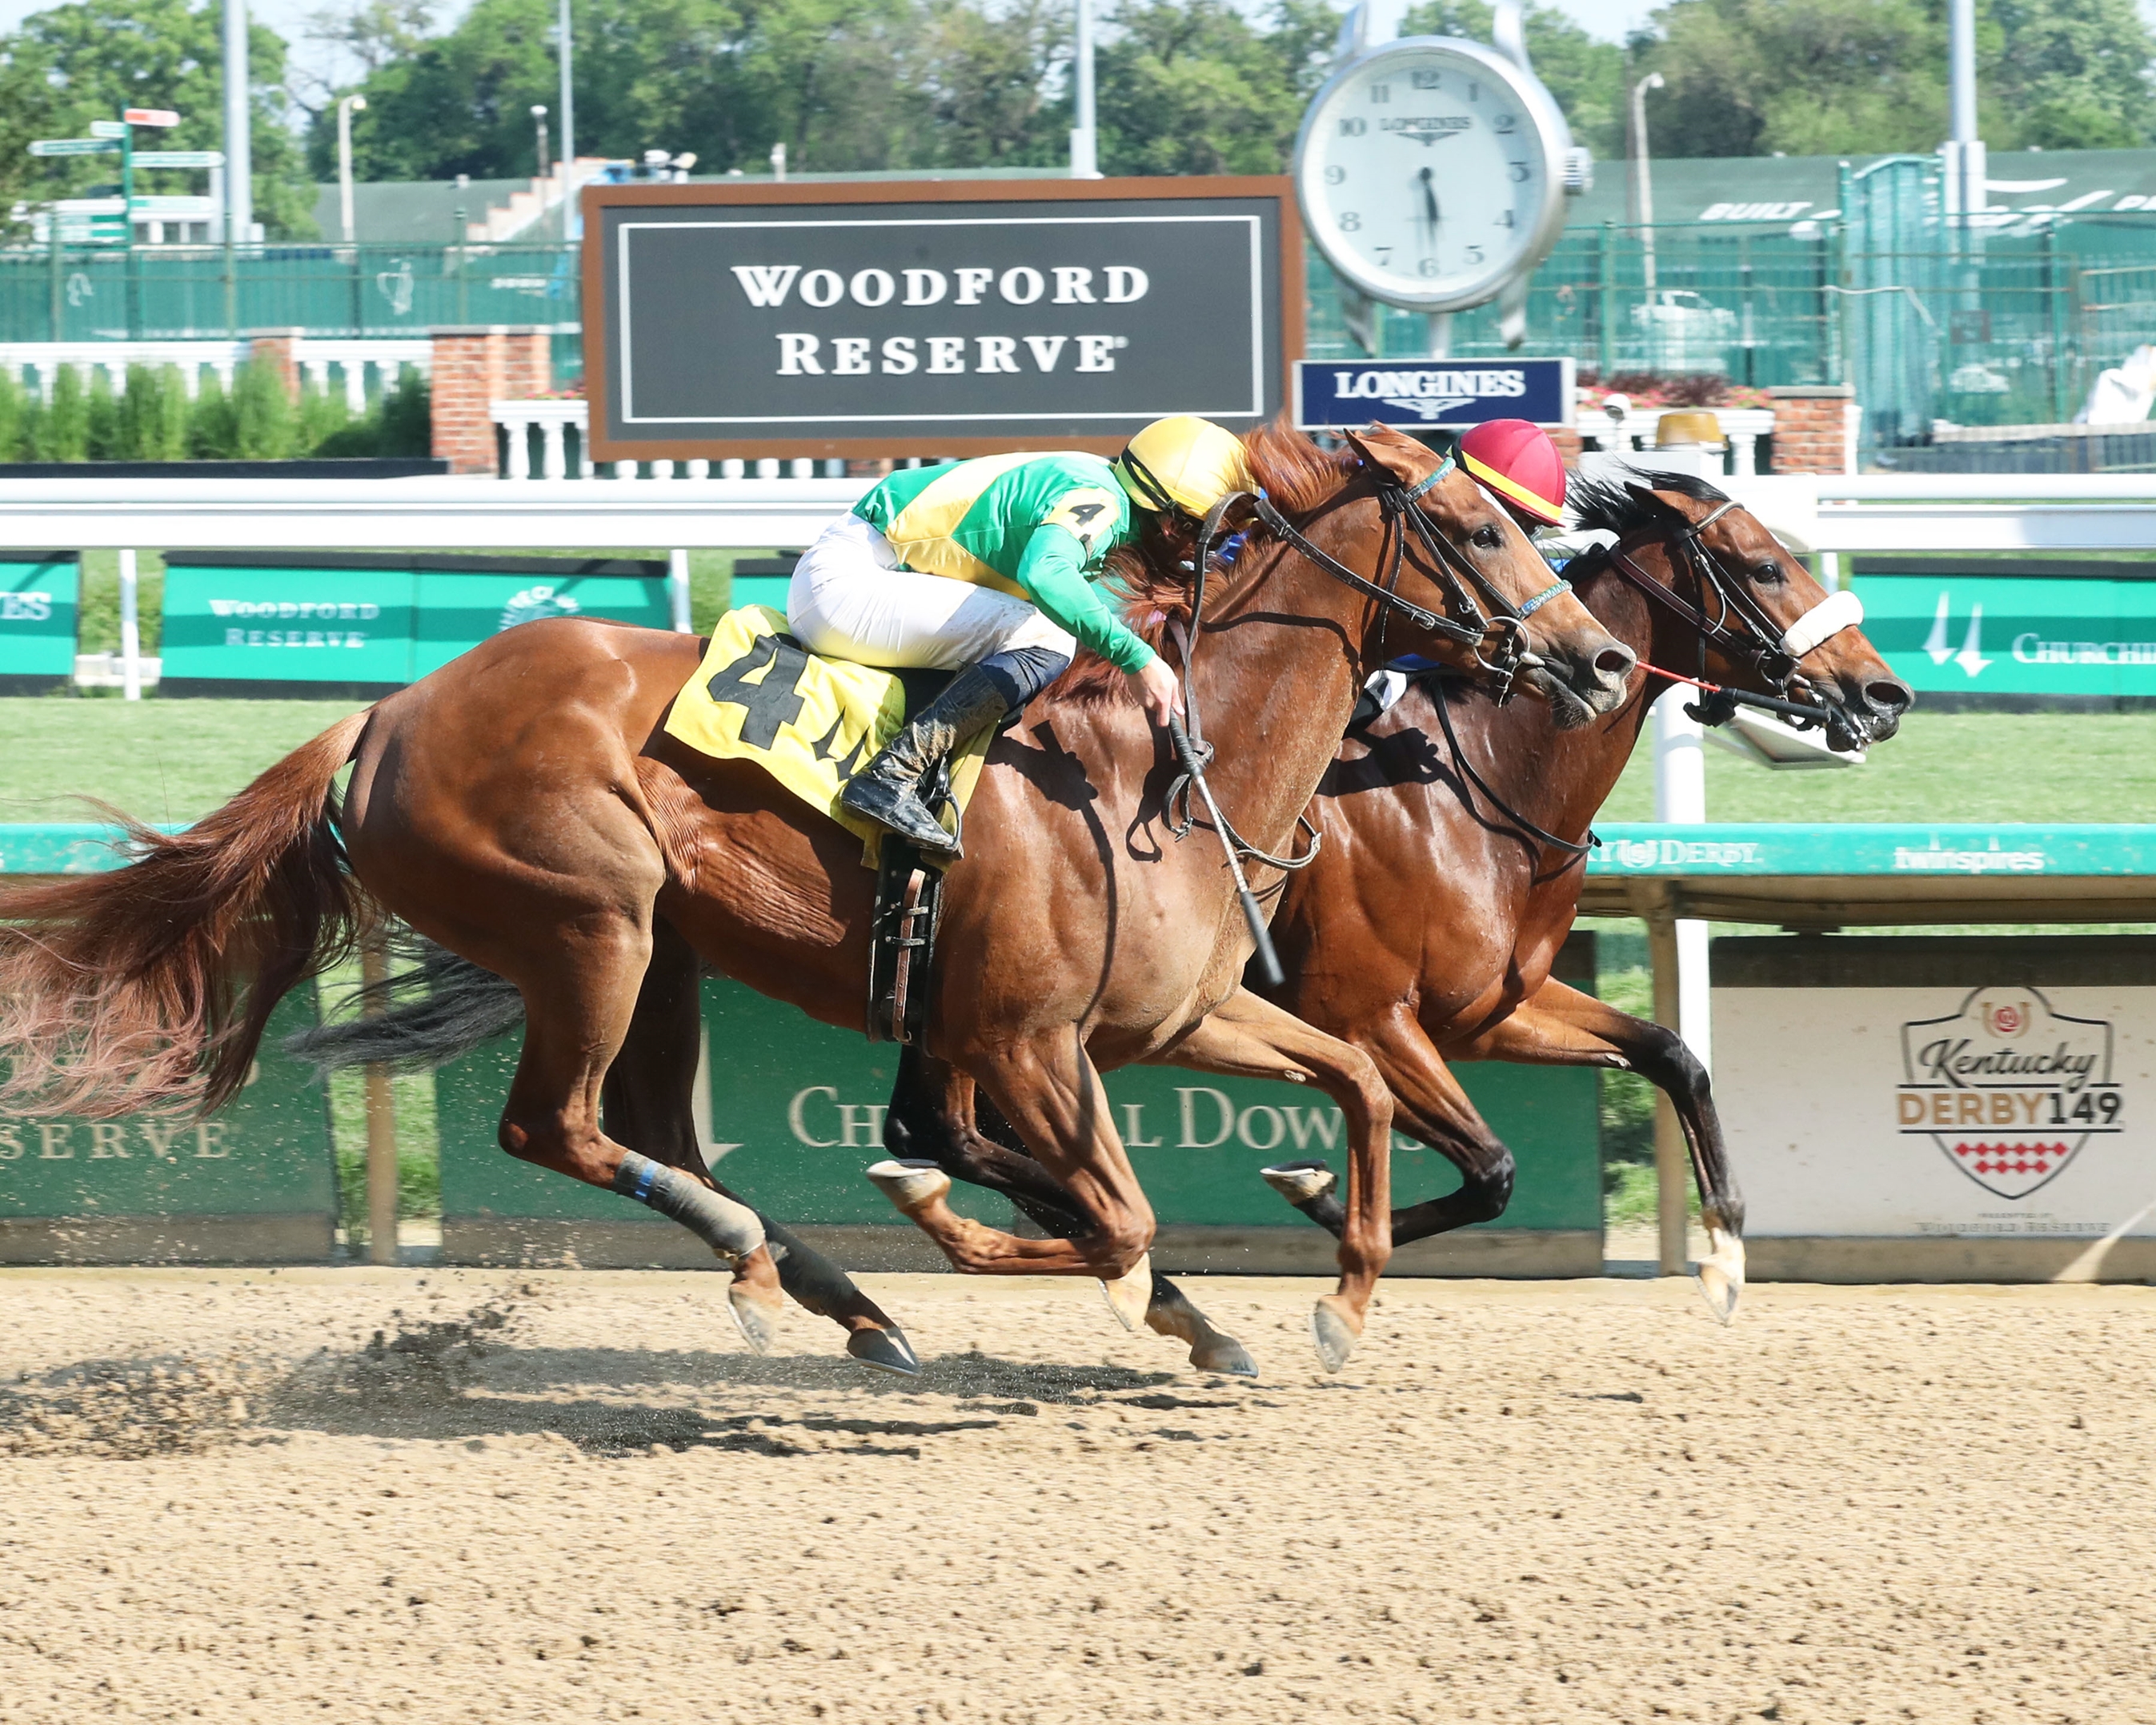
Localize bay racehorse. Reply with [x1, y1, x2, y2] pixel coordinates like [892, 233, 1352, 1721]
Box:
[872, 466, 1911, 1350]
[0, 423, 1633, 1372]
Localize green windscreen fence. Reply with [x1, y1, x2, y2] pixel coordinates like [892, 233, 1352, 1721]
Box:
[0, 993, 337, 1263]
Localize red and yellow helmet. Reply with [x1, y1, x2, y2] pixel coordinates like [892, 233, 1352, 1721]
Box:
[1457, 418, 1566, 528]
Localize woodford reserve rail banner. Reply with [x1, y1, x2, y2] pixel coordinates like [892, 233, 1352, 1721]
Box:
[1712, 937, 2156, 1258]
[0, 994, 336, 1262]
[581, 176, 1300, 463]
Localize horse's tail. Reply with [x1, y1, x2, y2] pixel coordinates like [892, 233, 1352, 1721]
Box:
[287, 929, 526, 1077]
[0, 709, 374, 1119]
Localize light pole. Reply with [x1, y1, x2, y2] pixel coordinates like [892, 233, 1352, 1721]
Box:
[1628, 70, 1665, 292]
[556, 0, 577, 235]
[222, 0, 252, 243]
[337, 93, 367, 244]
[531, 105, 550, 179]
[1944, 0, 1983, 219]
[1069, 0, 1098, 178]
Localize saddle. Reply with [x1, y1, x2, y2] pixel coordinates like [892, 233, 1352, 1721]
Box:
[663, 605, 982, 1045]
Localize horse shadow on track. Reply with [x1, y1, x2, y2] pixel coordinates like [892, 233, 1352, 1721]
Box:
[266, 1305, 1188, 1458]
[1, 1305, 1198, 1460]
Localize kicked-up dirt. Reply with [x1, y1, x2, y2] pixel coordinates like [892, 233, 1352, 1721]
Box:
[1, 1267, 2151, 1723]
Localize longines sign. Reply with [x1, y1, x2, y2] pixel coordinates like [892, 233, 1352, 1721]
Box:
[581, 178, 1301, 461]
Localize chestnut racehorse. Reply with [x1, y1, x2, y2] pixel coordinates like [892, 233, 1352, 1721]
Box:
[872, 467, 1913, 1350]
[0, 423, 1632, 1373]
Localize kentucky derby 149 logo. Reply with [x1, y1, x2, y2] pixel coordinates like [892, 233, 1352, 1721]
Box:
[1897, 986, 2122, 1199]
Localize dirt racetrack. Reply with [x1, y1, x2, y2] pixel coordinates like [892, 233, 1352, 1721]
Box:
[2, 1269, 2153, 1724]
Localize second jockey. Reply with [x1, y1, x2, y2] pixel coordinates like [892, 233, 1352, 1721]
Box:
[791, 415, 1253, 857]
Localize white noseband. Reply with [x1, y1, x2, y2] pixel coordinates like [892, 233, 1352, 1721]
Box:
[1781, 588, 1864, 660]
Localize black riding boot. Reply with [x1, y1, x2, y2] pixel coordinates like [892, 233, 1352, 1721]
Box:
[840, 663, 1011, 858]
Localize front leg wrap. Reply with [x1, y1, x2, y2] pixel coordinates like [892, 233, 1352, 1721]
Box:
[612, 1151, 766, 1262]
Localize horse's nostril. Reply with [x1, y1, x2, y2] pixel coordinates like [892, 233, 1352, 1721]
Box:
[1865, 677, 1914, 715]
[1593, 644, 1639, 683]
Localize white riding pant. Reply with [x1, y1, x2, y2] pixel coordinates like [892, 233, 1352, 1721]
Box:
[787, 511, 1076, 672]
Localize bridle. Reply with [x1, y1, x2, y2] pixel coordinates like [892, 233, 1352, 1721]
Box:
[1155, 447, 1572, 983]
[1591, 496, 1865, 736]
[1234, 451, 1575, 702]
[1399, 491, 1867, 876]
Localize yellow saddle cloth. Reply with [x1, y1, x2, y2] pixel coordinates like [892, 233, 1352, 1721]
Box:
[663, 605, 994, 856]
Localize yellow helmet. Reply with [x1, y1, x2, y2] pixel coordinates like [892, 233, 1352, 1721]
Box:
[1114, 415, 1254, 520]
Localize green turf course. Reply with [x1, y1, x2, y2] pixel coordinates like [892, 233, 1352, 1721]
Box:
[2, 700, 2148, 828]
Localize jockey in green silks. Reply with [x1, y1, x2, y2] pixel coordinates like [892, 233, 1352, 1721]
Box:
[787, 414, 1254, 857]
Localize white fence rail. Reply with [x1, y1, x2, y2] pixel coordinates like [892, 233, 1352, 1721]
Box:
[2, 471, 2154, 698]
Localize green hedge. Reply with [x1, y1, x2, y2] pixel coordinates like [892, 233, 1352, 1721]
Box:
[0, 361, 431, 463]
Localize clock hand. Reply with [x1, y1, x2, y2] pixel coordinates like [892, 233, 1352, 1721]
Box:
[1419, 164, 1441, 228]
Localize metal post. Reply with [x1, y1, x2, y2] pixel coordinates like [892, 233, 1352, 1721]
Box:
[223, 0, 252, 245]
[337, 94, 366, 244]
[118, 548, 142, 701]
[1597, 220, 1614, 379]
[49, 218, 63, 343]
[360, 939, 399, 1266]
[1642, 891, 1687, 1275]
[121, 122, 137, 340]
[2046, 226, 2069, 424]
[668, 548, 692, 632]
[454, 207, 467, 323]
[556, 0, 577, 239]
[1070, 0, 1099, 179]
[1628, 72, 1664, 295]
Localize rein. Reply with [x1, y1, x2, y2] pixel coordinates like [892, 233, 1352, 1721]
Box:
[1585, 495, 1865, 735]
[1414, 671, 1595, 866]
[1155, 450, 1545, 984]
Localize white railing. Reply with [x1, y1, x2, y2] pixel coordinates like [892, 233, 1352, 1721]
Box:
[2, 469, 2154, 699]
[493, 396, 1781, 480]
[489, 397, 849, 482]
[0, 339, 430, 414]
[1577, 407, 1777, 475]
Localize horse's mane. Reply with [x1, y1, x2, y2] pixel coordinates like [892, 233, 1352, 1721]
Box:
[1569, 465, 1729, 538]
[1051, 420, 1361, 705]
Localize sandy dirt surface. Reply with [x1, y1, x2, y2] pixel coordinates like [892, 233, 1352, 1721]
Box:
[2, 1269, 2153, 1724]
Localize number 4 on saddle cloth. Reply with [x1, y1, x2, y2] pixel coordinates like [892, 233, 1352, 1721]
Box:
[663, 604, 998, 1044]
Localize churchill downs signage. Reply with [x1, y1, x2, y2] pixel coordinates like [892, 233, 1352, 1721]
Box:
[581, 177, 1301, 460]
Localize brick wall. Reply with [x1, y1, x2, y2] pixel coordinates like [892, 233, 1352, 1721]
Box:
[429, 325, 555, 476]
[1767, 385, 1859, 475]
[249, 329, 303, 402]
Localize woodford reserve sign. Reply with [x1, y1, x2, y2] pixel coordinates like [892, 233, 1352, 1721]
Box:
[580, 177, 1302, 462]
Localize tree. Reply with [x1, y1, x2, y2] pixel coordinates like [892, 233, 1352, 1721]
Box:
[0, 0, 317, 239]
[1400, 1, 1625, 160]
[1094, 0, 1334, 178]
[1633, 0, 2154, 159]
[1989, 0, 2154, 150]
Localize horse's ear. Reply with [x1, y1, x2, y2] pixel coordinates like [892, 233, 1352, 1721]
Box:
[1343, 422, 1439, 487]
[1623, 481, 1693, 528]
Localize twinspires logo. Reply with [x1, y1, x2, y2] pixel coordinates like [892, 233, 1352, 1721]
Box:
[1294, 358, 1569, 430]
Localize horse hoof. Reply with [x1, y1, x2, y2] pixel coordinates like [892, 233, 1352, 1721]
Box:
[1099, 1253, 1153, 1333]
[1309, 1295, 1362, 1373]
[727, 1284, 784, 1356]
[1189, 1332, 1259, 1378]
[866, 1158, 951, 1215]
[1696, 1230, 1747, 1327]
[846, 1326, 921, 1377]
[1260, 1160, 1336, 1204]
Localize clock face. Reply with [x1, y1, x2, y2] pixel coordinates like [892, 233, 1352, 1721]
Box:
[1294, 37, 1568, 312]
